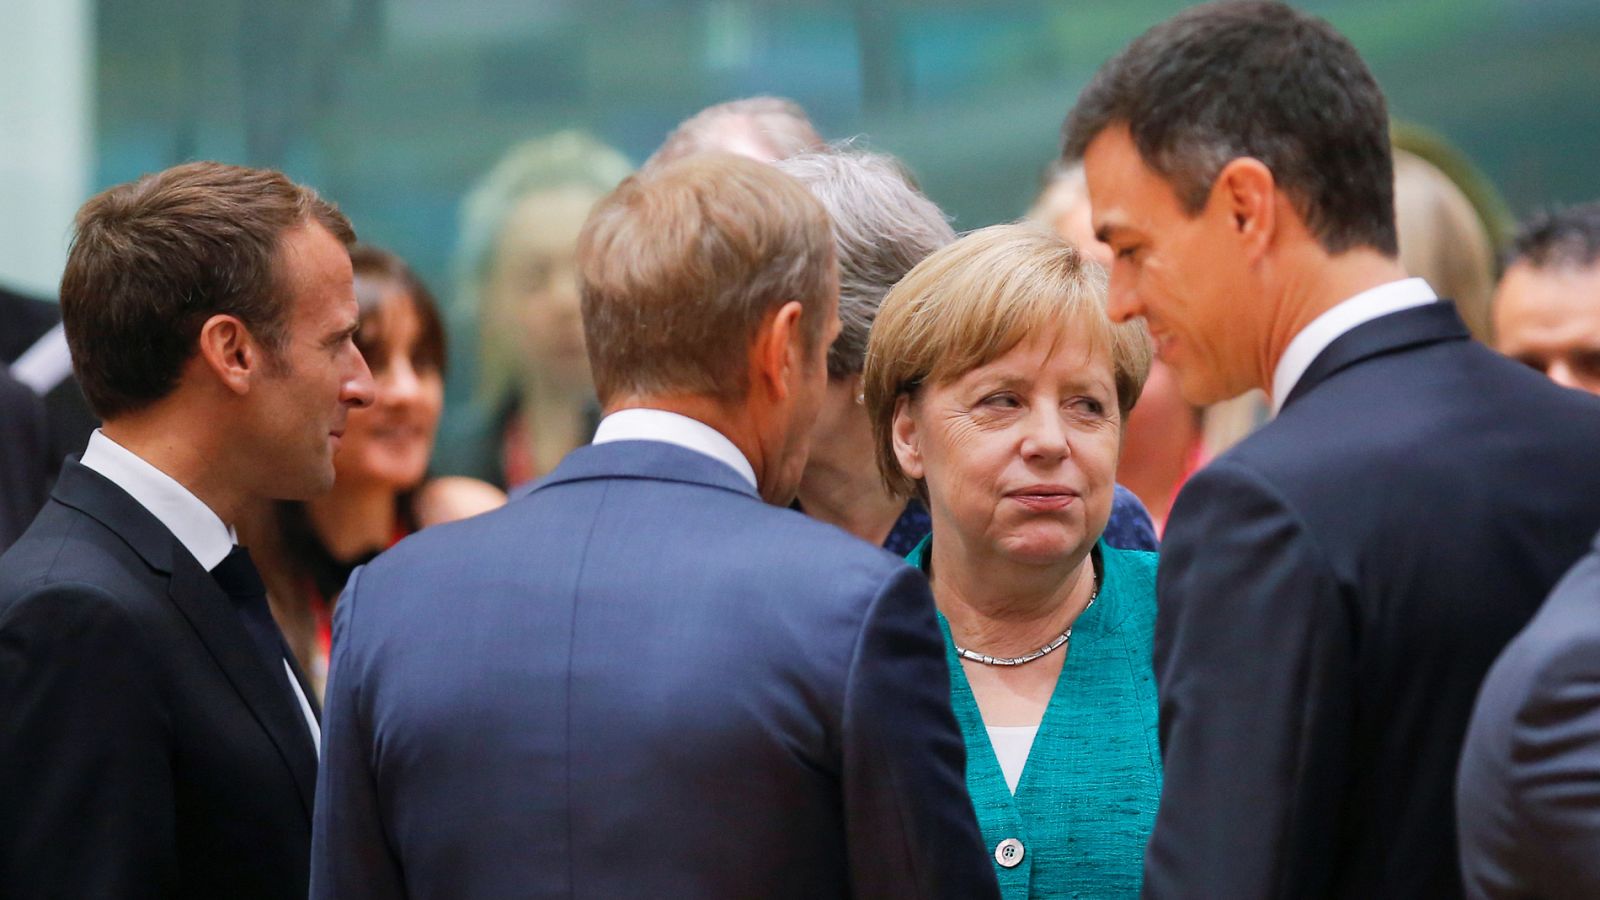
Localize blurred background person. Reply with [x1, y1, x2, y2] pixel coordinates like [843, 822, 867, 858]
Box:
[648, 95, 825, 167]
[434, 131, 633, 487]
[2, 284, 99, 490]
[1393, 146, 1500, 344]
[779, 148, 1156, 553]
[866, 222, 1158, 897]
[0, 366, 51, 552]
[1492, 201, 1600, 394]
[246, 245, 503, 692]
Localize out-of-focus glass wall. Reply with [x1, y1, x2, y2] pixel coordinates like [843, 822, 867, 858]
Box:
[7, 0, 1599, 420]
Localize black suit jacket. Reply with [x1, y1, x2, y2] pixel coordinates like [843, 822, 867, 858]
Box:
[0, 286, 99, 481]
[0, 367, 50, 551]
[1143, 302, 1600, 899]
[1457, 530, 1600, 899]
[0, 459, 320, 899]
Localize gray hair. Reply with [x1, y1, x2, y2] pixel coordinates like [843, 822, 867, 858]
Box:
[775, 148, 955, 377]
[648, 96, 824, 168]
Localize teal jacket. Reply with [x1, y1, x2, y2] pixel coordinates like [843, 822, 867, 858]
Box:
[908, 536, 1162, 899]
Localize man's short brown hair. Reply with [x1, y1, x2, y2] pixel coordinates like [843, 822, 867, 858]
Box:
[59, 161, 355, 419]
[577, 152, 836, 405]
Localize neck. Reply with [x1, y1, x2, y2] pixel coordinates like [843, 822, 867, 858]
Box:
[1255, 246, 1410, 397]
[796, 410, 902, 546]
[518, 375, 594, 478]
[929, 524, 1097, 659]
[102, 406, 244, 527]
[305, 479, 398, 561]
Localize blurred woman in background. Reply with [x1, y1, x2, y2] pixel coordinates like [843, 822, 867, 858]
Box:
[253, 245, 503, 692]
[434, 131, 634, 487]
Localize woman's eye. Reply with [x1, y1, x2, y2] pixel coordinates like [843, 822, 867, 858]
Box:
[980, 393, 1021, 409]
[1070, 397, 1106, 416]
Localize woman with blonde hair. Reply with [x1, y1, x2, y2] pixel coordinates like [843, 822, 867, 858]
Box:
[435, 131, 634, 486]
[864, 222, 1160, 896]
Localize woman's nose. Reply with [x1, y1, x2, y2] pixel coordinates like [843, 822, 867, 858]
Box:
[1019, 406, 1070, 461]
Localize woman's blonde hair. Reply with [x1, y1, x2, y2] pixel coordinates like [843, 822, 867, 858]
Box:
[863, 222, 1152, 499]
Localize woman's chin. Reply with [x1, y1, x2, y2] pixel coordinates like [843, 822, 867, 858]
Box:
[994, 529, 1092, 568]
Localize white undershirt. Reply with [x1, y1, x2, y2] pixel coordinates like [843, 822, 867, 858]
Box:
[987, 725, 1041, 794]
[80, 430, 321, 755]
[591, 408, 758, 489]
[1270, 277, 1438, 413]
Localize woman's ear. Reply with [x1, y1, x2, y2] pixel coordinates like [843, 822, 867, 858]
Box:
[196, 314, 261, 396]
[891, 393, 925, 481]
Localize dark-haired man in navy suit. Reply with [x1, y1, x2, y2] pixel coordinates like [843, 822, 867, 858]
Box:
[0, 162, 374, 899]
[1063, 2, 1600, 897]
[312, 152, 998, 899]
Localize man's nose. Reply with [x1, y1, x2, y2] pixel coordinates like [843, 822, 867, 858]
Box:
[1106, 275, 1141, 324]
[344, 349, 376, 409]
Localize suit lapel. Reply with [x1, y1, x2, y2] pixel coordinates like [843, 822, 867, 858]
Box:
[53, 460, 319, 818]
[1282, 301, 1470, 411]
[168, 554, 319, 818]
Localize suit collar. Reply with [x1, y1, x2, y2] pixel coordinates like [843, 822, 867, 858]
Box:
[50, 458, 320, 818]
[1281, 301, 1470, 411]
[527, 440, 762, 500]
[50, 457, 179, 574]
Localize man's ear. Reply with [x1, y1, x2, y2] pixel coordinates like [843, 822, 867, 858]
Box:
[1211, 157, 1277, 262]
[750, 300, 805, 403]
[891, 393, 925, 481]
[195, 314, 262, 396]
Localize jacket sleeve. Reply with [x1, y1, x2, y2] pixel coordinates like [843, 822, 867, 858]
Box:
[840, 563, 1001, 900]
[1142, 459, 1354, 899]
[0, 582, 177, 899]
[1506, 591, 1600, 899]
[311, 565, 407, 899]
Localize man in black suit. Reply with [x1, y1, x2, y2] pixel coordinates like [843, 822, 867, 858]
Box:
[0, 161, 374, 898]
[0, 365, 50, 551]
[1, 283, 100, 480]
[1062, 2, 1600, 897]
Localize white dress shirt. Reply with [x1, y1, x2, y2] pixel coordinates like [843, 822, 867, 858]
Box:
[591, 408, 758, 489]
[1270, 277, 1439, 413]
[987, 724, 1041, 794]
[80, 430, 321, 754]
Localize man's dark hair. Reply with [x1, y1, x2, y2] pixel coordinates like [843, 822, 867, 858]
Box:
[1507, 202, 1600, 271]
[1062, 0, 1398, 257]
[59, 161, 355, 419]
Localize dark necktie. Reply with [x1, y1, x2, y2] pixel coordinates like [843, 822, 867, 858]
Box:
[210, 545, 297, 703]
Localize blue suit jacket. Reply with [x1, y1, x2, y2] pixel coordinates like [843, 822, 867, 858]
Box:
[1142, 303, 1600, 899]
[312, 439, 999, 899]
[1458, 530, 1600, 899]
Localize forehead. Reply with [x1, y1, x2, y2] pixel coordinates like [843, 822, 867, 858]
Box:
[1495, 263, 1600, 342]
[953, 325, 1112, 385]
[1080, 125, 1186, 238]
[495, 186, 600, 261]
[277, 222, 355, 323]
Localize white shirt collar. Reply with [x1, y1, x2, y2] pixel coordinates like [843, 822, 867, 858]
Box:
[591, 408, 758, 489]
[79, 429, 238, 570]
[1270, 277, 1438, 413]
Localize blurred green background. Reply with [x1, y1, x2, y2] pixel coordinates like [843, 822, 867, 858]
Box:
[8, 0, 1600, 302]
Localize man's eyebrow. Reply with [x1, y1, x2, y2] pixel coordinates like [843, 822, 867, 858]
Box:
[1094, 222, 1124, 245]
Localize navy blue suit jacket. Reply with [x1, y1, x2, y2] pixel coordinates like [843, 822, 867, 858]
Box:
[1458, 530, 1600, 899]
[313, 439, 999, 899]
[0, 460, 320, 899]
[1142, 303, 1600, 899]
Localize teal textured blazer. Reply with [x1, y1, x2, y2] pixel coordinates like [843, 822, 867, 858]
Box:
[909, 536, 1162, 898]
